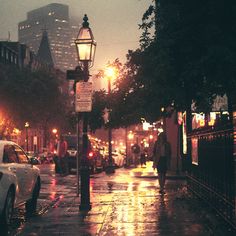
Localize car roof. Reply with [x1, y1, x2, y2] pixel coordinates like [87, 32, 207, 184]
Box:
[0, 140, 19, 163]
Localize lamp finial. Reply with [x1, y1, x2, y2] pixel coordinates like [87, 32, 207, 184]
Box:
[82, 14, 89, 28]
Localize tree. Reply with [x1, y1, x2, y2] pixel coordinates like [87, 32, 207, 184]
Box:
[0, 65, 69, 141]
[89, 90, 107, 132]
[122, 0, 236, 124]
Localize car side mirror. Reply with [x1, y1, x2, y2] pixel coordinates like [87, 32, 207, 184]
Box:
[29, 158, 37, 165]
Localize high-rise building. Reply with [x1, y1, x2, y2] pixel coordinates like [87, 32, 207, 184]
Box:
[18, 3, 80, 71]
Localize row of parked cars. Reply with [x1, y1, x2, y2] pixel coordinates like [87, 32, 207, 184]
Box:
[0, 140, 41, 227]
[66, 146, 126, 174]
[64, 134, 126, 174]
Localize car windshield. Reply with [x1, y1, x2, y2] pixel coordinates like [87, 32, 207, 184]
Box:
[63, 136, 77, 149]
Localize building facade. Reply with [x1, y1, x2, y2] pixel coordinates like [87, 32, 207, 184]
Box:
[18, 3, 80, 72]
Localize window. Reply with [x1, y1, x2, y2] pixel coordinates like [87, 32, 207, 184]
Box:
[14, 145, 29, 164]
[3, 145, 18, 163]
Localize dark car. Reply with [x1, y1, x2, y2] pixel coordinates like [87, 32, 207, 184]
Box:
[62, 134, 96, 174]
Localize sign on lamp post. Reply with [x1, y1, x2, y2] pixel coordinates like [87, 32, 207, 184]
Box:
[75, 81, 93, 112]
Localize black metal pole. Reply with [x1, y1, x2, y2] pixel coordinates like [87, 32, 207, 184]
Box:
[26, 127, 29, 152]
[105, 78, 115, 174]
[125, 127, 129, 167]
[79, 61, 91, 211]
[76, 114, 80, 195]
[108, 122, 112, 165]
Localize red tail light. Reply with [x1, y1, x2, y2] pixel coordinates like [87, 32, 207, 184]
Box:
[88, 152, 94, 158]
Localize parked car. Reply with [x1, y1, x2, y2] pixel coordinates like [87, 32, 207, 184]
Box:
[88, 149, 106, 173]
[104, 150, 125, 168]
[61, 134, 104, 174]
[0, 140, 41, 227]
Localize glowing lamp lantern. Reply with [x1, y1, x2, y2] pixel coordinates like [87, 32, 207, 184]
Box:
[75, 14, 96, 64]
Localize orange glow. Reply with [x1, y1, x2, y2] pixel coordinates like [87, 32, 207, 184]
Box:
[208, 119, 215, 126]
[49, 192, 57, 201]
[52, 128, 58, 134]
[128, 131, 134, 140]
[105, 66, 117, 79]
[13, 128, 20, 135]
[200, 120, 205, 127]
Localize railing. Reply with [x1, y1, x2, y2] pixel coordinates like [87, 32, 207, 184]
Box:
[187, 127, 236, 228]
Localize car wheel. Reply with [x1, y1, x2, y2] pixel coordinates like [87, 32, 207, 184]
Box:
[25, 178, 40, 215]
[1, 187, 14, 226]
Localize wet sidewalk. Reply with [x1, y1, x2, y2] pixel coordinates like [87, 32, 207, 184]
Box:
[17, 162, 235, 236]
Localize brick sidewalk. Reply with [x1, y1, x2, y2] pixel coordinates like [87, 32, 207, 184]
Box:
[17, 163, 235, 236]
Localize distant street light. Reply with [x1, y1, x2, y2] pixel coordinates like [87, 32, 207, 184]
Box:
[25, 122, 29, 152]
[52, 128, 58, 135]
[75, 14, 96, 211]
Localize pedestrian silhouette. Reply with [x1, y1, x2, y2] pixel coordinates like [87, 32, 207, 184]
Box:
[153, 132, 171, 194]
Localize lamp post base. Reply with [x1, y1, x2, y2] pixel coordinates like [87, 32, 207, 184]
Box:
[105, 165, 115, 174]
[79, 203, 92, 211]
[79, 159, 91, 211]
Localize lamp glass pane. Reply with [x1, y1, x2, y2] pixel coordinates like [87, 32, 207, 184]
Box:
[91, 43, 96, 62]
[77, 43, 91, 61]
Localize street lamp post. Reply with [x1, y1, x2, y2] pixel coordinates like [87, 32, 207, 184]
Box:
[75, 14, 96, 211]
[25, 122, 29, 152]
[104, 67, 116, 174]
[106, 76, 115, 174]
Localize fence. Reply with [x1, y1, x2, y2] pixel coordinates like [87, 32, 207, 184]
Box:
[187, 126, 236, 227]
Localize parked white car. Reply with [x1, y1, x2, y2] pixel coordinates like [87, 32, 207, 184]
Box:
[112, 151, 125, 167]
[0, 140, 41, 227]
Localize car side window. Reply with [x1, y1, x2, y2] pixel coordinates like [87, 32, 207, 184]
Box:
[14, 145, 29, 164]
[3, 145, 19, 163]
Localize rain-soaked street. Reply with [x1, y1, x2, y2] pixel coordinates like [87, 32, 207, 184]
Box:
[3, 162, 236, 236]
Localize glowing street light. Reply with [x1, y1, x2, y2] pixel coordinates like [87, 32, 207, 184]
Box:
[25, 122, 30, 152]
[52, 128, 58, 134]
[104, 66, 117, 174]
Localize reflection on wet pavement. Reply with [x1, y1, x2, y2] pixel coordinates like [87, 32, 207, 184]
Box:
[5, 162, 235, 236]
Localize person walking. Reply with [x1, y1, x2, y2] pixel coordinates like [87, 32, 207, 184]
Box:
[57, 135, 68, 176]
[140, 150, 147, 167]
[153, 132, 171, 194]
[131, 141, 140, 167]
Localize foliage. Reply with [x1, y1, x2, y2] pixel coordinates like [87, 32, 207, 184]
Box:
[0, 65, 68, 138]
[122, 0, 236, 124]
[89, 90, 107, 132]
